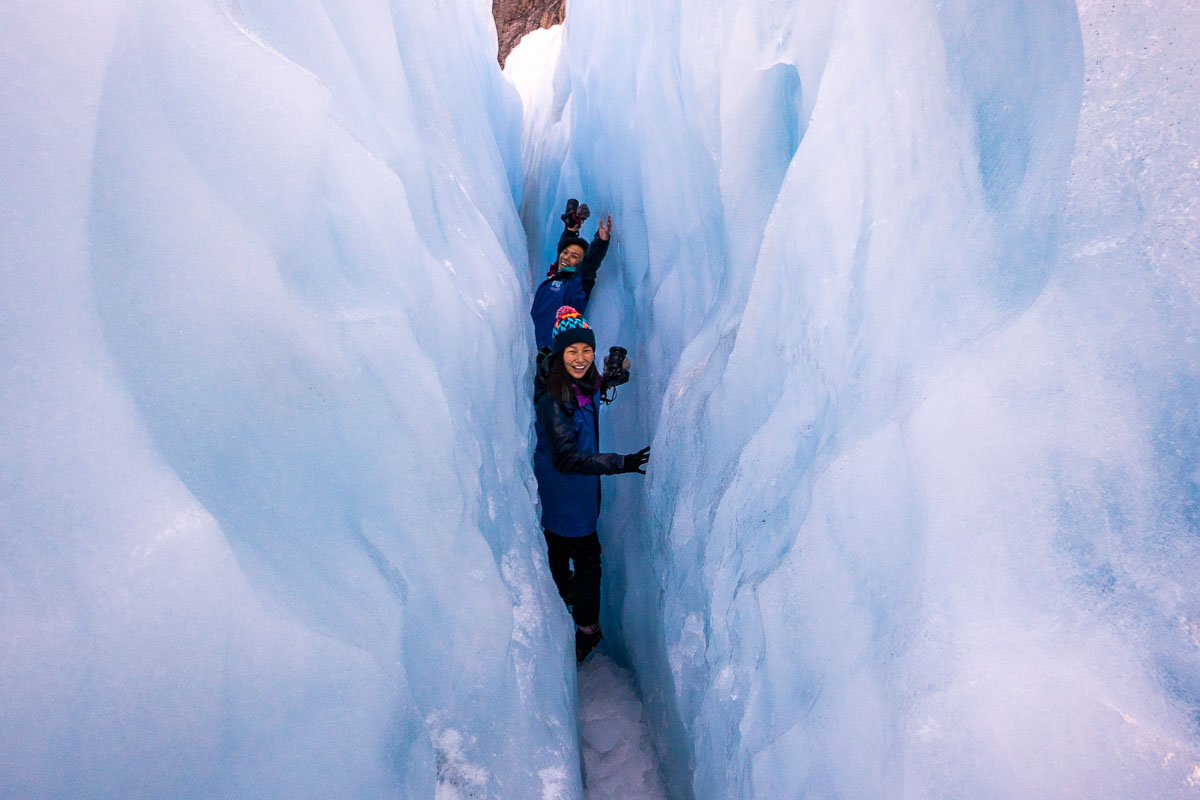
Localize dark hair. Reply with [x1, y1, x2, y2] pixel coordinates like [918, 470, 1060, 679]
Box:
[545, 349, 599, 404]
[557, 236, 589, 255]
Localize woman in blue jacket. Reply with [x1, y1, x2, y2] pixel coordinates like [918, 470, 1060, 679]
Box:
[534, 306, 650, 661]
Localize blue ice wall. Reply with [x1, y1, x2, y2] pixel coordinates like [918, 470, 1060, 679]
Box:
[1, 2, 584, 798]
[512, 0, 1200, 796]
[4, 0, 1198, 796]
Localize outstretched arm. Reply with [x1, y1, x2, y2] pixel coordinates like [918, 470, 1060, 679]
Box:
[536, 394, 626, 475]
[580, 215, 612, 299]
[556, 225, 579, 254]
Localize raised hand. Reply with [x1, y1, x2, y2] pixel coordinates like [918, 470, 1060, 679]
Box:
[597, 215, 613, 241]
[622, 445, 650, 474]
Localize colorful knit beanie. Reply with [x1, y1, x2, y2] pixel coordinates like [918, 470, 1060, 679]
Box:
[552, 306, 596, 353]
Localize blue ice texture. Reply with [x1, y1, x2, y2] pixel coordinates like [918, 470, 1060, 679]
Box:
[3, 1, 581, 798]
[2, 0, 1199, 798]
[511, 0, 1200, 797]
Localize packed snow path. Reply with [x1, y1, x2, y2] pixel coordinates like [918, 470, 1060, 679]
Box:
[577, 652, 669, 799]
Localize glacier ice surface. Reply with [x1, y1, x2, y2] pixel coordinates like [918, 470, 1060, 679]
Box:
[511, 0, 1200, 797]
[4, 0, 1200, 797]
[2, 1, 585, 798]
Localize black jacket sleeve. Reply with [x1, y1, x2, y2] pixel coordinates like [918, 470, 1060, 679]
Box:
[556, 223, 579, 255]
[579, 235, 610, 300]
[536, 394, 626, 475]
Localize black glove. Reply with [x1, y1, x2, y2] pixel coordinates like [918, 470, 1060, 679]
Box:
[622, 446, 651, 474]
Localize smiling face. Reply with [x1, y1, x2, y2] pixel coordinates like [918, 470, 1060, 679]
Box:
[557, 244, 586, 272]
[562, 342, 595, 380]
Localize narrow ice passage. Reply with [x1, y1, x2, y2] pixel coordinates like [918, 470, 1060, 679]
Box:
[507, 28, 673, 793]
[2, 0, 1199, 798]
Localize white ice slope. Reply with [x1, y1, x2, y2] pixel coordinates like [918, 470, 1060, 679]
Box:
[1, 1, 586, 798]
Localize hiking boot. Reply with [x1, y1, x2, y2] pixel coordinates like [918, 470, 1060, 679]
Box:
[575, 626, 603, 663]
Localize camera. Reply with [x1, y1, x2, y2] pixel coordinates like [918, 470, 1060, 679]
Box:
[603, 346, 630, 387]
[560, 199, 590, 230]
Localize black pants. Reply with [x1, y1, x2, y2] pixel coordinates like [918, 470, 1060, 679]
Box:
[543, 529, 601, 628]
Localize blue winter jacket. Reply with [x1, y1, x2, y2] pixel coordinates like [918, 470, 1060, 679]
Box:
[534, 378, 625, 537]
[530, 234, 609, 350]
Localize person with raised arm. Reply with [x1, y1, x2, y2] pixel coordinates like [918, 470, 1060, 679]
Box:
[530, 199, 613, 351]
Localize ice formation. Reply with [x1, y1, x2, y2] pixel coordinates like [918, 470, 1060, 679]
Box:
[2, 1, 584, 798]
[3, 0, 1199, 797]
[511, 0, 1200, 797]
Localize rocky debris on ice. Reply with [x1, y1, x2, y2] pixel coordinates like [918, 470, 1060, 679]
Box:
[492, 0, 564, 65]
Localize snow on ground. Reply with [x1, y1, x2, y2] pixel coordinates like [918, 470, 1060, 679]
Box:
[578, 651, 669, 800]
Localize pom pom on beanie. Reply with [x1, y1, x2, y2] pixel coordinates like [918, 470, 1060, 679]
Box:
[552, 306, 596, 352]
